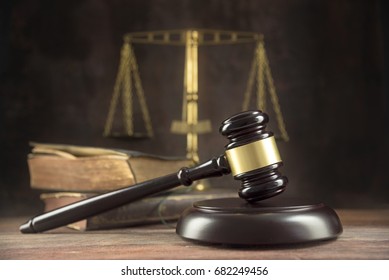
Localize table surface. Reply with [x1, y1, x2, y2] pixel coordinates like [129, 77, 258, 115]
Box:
[1, 209, 388, 260]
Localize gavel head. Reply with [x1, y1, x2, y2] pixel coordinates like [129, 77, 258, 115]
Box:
[220, 110, 288, 202]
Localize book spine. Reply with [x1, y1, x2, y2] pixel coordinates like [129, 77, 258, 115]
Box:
[41, 191, 196, 230]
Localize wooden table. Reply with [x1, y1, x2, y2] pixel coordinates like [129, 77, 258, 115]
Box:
[1, 209, 388, 259]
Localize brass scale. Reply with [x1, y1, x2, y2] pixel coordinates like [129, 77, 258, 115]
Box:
[103, 29, 289, 164]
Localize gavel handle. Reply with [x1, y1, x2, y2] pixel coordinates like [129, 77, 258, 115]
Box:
[20, 156, 230, 233]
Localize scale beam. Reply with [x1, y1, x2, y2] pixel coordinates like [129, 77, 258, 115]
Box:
[124, 29, 261, 46]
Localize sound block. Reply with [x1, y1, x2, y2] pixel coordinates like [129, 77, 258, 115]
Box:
[176, 197, 342, 246]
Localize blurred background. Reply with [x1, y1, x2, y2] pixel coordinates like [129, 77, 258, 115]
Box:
[1, 0, 388, 216]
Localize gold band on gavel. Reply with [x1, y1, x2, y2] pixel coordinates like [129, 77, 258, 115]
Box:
[225, 136, 282, 176]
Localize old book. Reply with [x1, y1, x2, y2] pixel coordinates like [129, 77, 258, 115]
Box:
[40, 189, 236, 231]
[28, 142, 194, 192]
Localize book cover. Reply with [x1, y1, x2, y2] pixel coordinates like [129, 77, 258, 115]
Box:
[28, 142, 194, 192]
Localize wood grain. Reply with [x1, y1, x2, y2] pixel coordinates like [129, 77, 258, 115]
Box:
[1, 209, 388, 260]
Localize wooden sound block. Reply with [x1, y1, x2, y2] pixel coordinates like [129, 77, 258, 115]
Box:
[176, 197, 342, 246]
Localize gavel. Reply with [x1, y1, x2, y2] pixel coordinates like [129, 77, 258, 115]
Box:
[20, 110, 287, 233]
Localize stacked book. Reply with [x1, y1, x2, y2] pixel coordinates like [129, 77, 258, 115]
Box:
[27, 142, 230, 231]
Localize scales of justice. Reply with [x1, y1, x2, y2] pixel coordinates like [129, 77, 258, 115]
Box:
[103, 29, 289, 164]
[19, 30, 342, 246]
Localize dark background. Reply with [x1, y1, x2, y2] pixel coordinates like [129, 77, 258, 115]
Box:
[1, 0, 388, 216]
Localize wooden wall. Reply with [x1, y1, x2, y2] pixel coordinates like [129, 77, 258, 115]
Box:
[1, 0, 388, 215]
